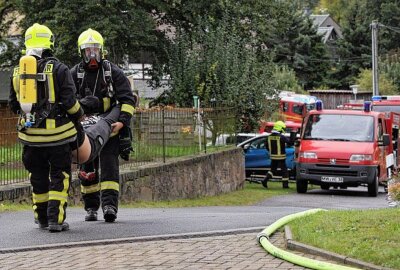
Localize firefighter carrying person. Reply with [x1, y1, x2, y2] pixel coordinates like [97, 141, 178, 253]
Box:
[70, 28, 137, 223]
[265, 121, 291, 189]
[8, 23, 84, 232]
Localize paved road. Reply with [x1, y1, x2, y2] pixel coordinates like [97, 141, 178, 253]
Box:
[0, 186, 389, 251]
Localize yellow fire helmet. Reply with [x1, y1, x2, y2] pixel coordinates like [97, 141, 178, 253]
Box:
[273, 121, 286, 133]
[77, 28, 104, 67]
[24, 23, 54, 50]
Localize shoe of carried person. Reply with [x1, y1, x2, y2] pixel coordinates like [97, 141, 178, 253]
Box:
[103, 205, 117, 223]
[81, 115, 100, 129]
[48, 222, 70, 232]
[85, 209, 98, 221]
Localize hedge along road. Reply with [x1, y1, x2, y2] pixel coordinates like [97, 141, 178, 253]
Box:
[0, 186, 389, 251]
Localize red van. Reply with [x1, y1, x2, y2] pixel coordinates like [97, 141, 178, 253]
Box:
[296, 102, 400, 197]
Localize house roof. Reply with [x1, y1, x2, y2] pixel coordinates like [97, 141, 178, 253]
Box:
[317, 26, 336, 43]
[310, 14, 330, 27]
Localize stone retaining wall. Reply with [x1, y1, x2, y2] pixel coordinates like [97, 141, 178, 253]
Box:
[1, 148, 245, 205]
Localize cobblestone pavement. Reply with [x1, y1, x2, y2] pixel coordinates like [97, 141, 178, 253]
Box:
[0, 232, 344, 270]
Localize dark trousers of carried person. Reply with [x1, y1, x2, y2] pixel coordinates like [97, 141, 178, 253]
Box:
[79, 134, 120, 222]
[23, 144, 72, 230]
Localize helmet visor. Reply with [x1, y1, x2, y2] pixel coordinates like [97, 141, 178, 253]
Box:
[80, 43, 102, 63]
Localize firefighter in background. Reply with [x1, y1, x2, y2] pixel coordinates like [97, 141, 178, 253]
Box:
[70, 28, 136, 223]
[265, 121, 290, 189]
[8, 23, 83, 232]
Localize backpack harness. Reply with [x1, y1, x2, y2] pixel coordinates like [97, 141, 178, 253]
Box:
[76, 60, 115, 99]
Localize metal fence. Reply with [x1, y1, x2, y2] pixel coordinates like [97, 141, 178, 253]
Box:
[0, 106, 237, 186]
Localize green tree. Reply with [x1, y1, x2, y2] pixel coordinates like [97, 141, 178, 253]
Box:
[145, 1, 330, 90]
[380, 51, 400, 91]
[0, 1, 19, 66]
[161, 16, 275, 133]
[355, 68, 398, 95]
[266, 9, 329, 89]
[314, 0, 348, 24]
[271, 65, 303, 93]
[326, 0, 400, 89]
[8, 0, 160, 67]
[330, 1, 372, 89]
[379, 1, 400, 54]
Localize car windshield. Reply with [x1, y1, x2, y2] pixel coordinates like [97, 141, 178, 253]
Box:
[306, 103, 316, 112]
[373, 105, 400, 113]
[303, 114, 374, 142]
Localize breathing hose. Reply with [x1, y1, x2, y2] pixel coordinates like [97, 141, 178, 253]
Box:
[257, 209, 360, 270]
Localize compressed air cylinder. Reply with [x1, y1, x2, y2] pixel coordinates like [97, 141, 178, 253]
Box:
[19, 55, 37, 114]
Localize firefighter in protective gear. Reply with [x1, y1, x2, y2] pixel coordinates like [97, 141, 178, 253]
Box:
[265, 121, 290, 189]
[8, 23, 83, 232]
[70, 28, 136, 223]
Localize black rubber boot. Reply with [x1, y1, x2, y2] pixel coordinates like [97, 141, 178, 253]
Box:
[48, 222, 70, 232]
[103, 205, 117, 223]
[85, 209, 98, 221]
[35, 219, 49, 229]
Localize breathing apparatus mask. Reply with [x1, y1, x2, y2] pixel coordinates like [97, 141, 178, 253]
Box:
[80, 43, 102, 69]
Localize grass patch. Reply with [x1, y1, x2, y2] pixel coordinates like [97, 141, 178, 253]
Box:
[0, 181, 292, 212]
[121, 181, 294, 208]
[289, 208, 400, 269]
[0, 202, 32, 212]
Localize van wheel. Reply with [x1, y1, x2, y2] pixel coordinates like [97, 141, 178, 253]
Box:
[320, 183, 330, 190]
[368, 169, 379, 197]
[296, 179, 308, 193]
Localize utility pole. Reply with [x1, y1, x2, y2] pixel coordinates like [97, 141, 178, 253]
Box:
[371, 20, 379, 96]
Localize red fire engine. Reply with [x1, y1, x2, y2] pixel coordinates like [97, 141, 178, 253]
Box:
[278, 92, 318, 123]
[371, 95, 400, 113]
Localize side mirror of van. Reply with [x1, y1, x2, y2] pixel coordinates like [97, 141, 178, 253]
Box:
[243, 144, 250, 151]
[379, 134, 391, 147]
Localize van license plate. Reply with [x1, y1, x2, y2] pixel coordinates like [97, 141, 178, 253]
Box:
[321, 176, 344, 183]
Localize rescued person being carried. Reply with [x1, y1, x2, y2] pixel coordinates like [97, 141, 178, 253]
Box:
[71, 99, 121, 165]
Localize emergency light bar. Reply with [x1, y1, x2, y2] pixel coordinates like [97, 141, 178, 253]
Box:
[372, 95, 400, 101]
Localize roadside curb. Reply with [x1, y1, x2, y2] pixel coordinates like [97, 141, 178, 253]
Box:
[284, 225, 394, 270]
[0, 226, 264, 254]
